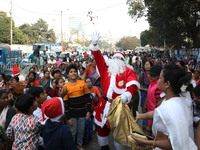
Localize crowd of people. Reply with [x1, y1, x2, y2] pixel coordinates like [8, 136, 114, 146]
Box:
[0, 33, 200, 150]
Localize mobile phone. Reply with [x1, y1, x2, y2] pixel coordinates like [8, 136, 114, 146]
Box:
[132, 130, 154, 140]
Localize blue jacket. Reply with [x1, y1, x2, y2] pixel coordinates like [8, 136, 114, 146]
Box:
[41, 119, 76, 150]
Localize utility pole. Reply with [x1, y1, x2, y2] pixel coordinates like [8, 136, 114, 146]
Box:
[10, 0, 13, 45]
[61, 10, 63, 47]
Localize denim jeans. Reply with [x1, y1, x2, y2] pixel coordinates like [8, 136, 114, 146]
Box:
[69, 117, 86, 148]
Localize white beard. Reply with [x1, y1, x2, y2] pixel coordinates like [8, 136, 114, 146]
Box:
[104, 56, 127, 76]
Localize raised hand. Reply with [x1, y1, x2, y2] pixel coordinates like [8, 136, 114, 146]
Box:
[91, 32, 101, 44]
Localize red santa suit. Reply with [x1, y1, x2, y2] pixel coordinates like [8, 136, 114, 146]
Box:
[90, 44, 140, 148]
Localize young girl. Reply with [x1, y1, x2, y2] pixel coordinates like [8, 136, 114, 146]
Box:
[47, 78, 67, 98]
[6, 94, 41, 150]
[56, 78, 67, 98]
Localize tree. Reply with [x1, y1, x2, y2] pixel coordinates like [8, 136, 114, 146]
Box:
[0, 11, 28, 44]
[127, 0, 200, 48]
[116, 36, 140, 50]
[19, 18, 56, 44]
[13, 27, 29, 44]
[0, 12, 10, 43]
[140, 28, 163, 47]
[98, 40, 112, 50]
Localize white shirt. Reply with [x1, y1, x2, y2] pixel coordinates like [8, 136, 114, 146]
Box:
[48, 59, 56, 64]
[152, 95, 196, 150]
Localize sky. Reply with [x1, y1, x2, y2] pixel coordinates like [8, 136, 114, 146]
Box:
[0, 0, 149, 40]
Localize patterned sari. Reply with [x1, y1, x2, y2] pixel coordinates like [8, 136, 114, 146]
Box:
[138, 72, 151, 135]
[138, 72, 149, 113]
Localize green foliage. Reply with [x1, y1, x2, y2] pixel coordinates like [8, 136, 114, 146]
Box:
[0, 12, 55, 44]
[0, 11, 29, 44]
[19, 18, 56, 44]
[127, 0, 145, 20]
[116, 36, 140, 50]
[13, 27, 29, 44]
[140, 28, 163, 47]
[127, 0, 200, 48]
[0, 12, 10, 43]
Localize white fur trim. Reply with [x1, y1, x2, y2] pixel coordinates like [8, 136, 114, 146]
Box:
[93, 101, 111, 128]
[109, 75, 126, 95]
[113, 53, 125, 61]
[12, 73, 20, 77]
[106, 76, 140, 99]
[107, 76, 114, 99]
[97, 134, 109, 146]
[126, 80, 140, 89]
[121, 92, 132, 103]
[89, 43, 100, 51]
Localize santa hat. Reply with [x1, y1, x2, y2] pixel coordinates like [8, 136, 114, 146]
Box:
[12, 65, 20, 77]
[113, 52, 126, 61]
[41, 97, 65, 121]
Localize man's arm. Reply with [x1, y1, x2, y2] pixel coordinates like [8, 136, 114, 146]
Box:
[91, 50, 107, 76]
[89, 33, 108, 76]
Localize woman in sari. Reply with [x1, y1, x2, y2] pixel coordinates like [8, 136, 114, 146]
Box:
[138, 61, 152, 135]
[39, 70, 51, 88]
[139, 60, 152, 113]
[132, 64, 197, 150]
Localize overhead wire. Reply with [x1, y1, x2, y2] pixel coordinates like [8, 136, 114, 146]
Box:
[0, 0, 125, 16]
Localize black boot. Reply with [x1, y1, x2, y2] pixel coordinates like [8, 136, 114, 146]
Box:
[101, 145, 110, 150]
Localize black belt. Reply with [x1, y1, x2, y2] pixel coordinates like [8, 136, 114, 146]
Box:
[103, 95, 108, 101]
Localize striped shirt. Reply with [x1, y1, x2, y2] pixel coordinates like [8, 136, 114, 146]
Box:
[63, 80, 91, 120]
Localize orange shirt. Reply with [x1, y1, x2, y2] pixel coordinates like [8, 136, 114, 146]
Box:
[24, 80, 40, 87]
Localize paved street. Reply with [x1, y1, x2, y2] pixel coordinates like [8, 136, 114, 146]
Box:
[83, 131, 115, 150]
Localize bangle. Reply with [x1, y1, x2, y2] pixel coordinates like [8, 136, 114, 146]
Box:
[153, 139, 156, 149]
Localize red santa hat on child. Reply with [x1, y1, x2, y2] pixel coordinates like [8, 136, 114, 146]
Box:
[112, 52, 126, 61]
[12, 65, 20, 77]
[41, 97, 65, 121]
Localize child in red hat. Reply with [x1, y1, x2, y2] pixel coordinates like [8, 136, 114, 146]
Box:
[41, 97, 76, 150]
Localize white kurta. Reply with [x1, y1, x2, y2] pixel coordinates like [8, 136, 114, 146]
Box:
[152, 92, 197, 150]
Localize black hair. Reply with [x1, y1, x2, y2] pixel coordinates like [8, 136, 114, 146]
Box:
[0, 73, 5, 80]
[15, 94, 34, 114]
[163, 64, 192, 95]
[55, 78, 64, 85]
[13, 76, 19, 82]
[85, 77, 92, 82]
[52, 69, 61, 77]
[45, 86, 52, 94]
[194, 85, 200, 97]
[60, 63, 65, 67]
[145, 60, 153, 67]
[0, 90, 7, 98]
[5, 75, 12, 82]
[29, 67, 35, 72]
[27, 86, 44, 99]
[28, 71, 36, 78]
[79, 66, 85, 71]
[52, 78, 57, 83]
[43, 70, 49, 75]
[66, 64, 78, 75]
[38, 45, 41, 49]
[177, 60, 185, 68]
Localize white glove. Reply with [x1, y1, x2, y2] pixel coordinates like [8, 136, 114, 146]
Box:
[120, 94, 127, 103]
[91, 32, 101, 44]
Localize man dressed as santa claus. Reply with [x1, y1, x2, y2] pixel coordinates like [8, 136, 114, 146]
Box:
[89, 33, 139, 150]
